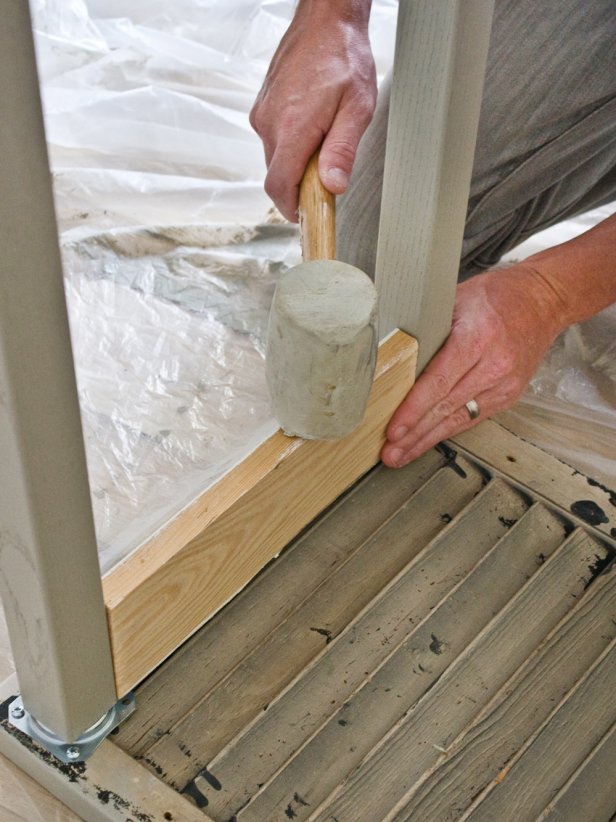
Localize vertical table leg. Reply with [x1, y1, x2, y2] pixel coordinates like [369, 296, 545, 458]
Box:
[376, 0, 494, 369]
[0, 2, 117, 741]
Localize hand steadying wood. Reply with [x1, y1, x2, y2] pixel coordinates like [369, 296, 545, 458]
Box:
[266, 154, 378, 439]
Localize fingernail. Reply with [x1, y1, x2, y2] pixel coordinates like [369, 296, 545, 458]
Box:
[325, 167, 349, 190]
[388, 448, 404, 466]
[390, 425, 408, 443]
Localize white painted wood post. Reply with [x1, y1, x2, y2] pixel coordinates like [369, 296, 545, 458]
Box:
[0, 2, 117, 741]
[375, 0, 494, 370]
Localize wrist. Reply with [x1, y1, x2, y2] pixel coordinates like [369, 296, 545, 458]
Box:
[295, 0, 372, 27]
[523, 213, 616, 329]
[514, 259, 574, 335]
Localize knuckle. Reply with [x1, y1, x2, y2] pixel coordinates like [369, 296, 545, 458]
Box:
[431, 372, 451, 397]
[486, 352, 514, 382]
[249, 97, 267, 133]
[248, 105, 258, 131]
[264, 174, 284, 203]
[325, 139, 357, 170]
[434, 397, 454, 419]
[354, 92, 376, 121]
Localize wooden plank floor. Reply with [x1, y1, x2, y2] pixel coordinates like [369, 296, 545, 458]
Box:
[114, 425, 616, 822]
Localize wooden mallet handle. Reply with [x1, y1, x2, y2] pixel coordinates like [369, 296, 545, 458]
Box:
[299, 153, 336, 262]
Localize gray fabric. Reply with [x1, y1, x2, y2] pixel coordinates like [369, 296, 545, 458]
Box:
[337, 0, 616, 281]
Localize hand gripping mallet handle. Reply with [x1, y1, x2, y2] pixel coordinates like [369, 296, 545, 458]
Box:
[266, 153, 379, 440]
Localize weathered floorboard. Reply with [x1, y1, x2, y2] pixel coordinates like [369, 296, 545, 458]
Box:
[537, 717, 616, 822]
[204, 480, 529, 818]
[235, 504, 570, 822]
[465, 637, 616, 821]
[114, 423, 616, 822]
[115, 448, 446, 755]
[389, 564, 616, 820]
[453, 420, 616, 539]
[141, 458, 485, 787]
[313, 529, 608, 822]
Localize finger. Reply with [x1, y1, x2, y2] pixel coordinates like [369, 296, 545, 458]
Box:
[386, 336, 481, 444]
[318, 97, 374, 194]
[382, 388, 493, 468]
[385, 363, 500, 456]
[265, 128, 324, 221]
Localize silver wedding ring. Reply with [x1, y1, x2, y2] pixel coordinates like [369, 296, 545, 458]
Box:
[465, 399, 480, 421]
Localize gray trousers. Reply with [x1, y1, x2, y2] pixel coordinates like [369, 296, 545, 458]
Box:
[338, 0, 616, 281]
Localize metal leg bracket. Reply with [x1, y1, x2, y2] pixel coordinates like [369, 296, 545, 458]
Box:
[6, 693, 136, 763]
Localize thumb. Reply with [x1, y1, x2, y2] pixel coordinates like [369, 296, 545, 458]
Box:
[318, 109, 368, 195]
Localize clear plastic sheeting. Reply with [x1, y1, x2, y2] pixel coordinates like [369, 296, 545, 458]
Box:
[31, 0, 397, 572]
[499, 203, 616, 489]
[62, 221, 301, 569]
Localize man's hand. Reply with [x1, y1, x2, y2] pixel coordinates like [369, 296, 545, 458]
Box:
[381, 264, 569, 467]
[381, 211, 616, 468]
[250, 0, 376, 221]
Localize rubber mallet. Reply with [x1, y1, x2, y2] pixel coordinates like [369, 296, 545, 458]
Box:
[266, 154, 379, 440]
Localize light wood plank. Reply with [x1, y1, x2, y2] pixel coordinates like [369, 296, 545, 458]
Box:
[453, 420, 616, 539]
[375, 0, 493, 369]
[313, 529, 607, 822]
[237, 504, 568, 822]
[203, 480, 529, 818]
[538, 717, 616, 821]
[390, 562, 616, 820]
[465, 638, 616, 821]
[141, 457, 485, 788]
[115, 450, 446, 756]
[103, 330, 418, 696]
[0, 676, 206, 822]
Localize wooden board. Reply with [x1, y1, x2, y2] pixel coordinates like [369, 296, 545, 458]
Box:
[115, 447, 448, 757]
[466, 638, 616, 820]
[136, 456, 486, 788]
[389, 557, 616, 819]
[110, 422, 616, 821]
[538, 718, 616, 821]
[205, 484, 541, 820]
[453, 419, 616, 538]
[103, 330, 417, 696]
[310, 528, 606, 822]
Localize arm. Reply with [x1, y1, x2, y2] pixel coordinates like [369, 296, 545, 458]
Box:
[382, 212, 616, 467]
[250, 0, 376, 221]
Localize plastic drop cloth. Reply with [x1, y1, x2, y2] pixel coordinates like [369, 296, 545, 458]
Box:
[499, 203, 616, 489]
[31, 2, 616, 574]
[31, 0, 398, 573]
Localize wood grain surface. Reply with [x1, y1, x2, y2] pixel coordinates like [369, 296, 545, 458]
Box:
[103, 330, 418, 696]
[453, 419, 616, 538]
[114, 449, 447, 756]
[107, 423, 615, 821]
[139, 457, 485, 788]
[298, 153, 336, 261]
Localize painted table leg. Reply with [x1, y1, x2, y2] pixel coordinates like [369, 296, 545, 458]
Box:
[0, 3, 117, 741]
[376, 0, 494, 369]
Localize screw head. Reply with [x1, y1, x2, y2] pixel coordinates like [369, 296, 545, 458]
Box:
[65, 746, 81, 761]
[10, 706, 25, 720]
